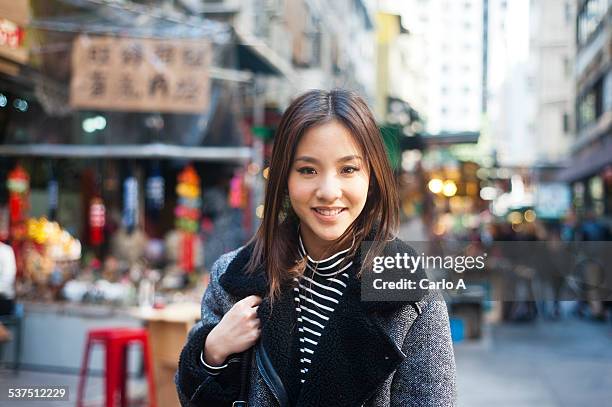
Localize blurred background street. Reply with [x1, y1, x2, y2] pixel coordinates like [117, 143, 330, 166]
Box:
[455, 317, 612, 407]
[0, 0, 611, 406]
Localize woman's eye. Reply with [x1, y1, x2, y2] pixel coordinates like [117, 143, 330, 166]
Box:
[297, 167, 316, 175]
[342, 166, 359, 174]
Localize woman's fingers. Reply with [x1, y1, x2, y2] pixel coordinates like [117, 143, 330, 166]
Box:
[241, 295, 261, 307]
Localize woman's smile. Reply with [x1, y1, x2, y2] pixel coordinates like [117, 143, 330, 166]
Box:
[311, 207, 348, 222]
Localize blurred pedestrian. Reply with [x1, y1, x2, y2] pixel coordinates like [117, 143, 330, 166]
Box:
[0, 240, 16, 315]
[578, 210, 609, 241]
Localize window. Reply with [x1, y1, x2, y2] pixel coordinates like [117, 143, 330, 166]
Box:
[577, 78, 603, 130]
[604, 71, 612, 113]
[564, 1, 572, 24]
[563, 112, 570, 133]
[577, 0, 608, 47]
[563, 56, 571, 78]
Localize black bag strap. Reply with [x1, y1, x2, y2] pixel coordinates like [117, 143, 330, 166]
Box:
[232, 347, 252, 407]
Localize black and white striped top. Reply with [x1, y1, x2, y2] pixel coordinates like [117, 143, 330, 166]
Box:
[293, 234, 353, 384]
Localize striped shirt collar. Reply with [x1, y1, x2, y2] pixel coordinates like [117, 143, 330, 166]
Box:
[298, 229, 355, 277]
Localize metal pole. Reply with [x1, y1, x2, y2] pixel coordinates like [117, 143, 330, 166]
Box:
[251, 75, 265, 234]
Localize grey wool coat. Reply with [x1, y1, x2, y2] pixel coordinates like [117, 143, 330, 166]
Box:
[176, 238, 457, 406]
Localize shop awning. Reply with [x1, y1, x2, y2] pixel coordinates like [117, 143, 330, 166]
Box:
[556, 137, 612, 182]
[235, 31, 297, 82]
[423, 131, 480, 146]
[0, 143, 252, 162]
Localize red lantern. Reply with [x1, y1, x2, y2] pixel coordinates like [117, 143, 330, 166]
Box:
[180, 232, 195, 273]
[89, 197, 106, 246]
[7, 165, 29, 240]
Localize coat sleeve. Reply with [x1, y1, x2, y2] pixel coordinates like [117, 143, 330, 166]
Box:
[175, 251, 243, 407]
[390, 291, 457, 407]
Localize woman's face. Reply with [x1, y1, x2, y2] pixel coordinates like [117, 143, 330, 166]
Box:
[288, 120, 370, 258]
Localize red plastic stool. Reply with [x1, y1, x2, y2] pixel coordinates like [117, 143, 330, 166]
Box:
[76, 328, 157, 407]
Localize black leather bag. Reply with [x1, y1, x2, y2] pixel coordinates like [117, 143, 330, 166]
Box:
[232, 347, 252, 407]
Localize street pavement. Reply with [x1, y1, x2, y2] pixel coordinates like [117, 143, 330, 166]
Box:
[455, 316, 612, 407]
[1, 315, 610, 406]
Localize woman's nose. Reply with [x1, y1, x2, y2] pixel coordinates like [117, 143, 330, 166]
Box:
[315, 175, 342, 201]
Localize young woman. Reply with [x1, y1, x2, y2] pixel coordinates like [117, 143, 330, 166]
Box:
[176, 89, 456, 406]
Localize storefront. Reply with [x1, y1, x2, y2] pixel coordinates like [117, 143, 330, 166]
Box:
[0, 0, 292, 307]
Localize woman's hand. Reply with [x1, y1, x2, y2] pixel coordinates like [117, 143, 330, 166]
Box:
[203, 295, 262, 366]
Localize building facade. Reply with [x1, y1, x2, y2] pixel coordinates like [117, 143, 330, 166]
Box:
[558, 0, 612, 218]
[398, 0, 485, 136]
[530, 0, 576, 165]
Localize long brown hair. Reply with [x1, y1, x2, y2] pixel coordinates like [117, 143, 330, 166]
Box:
[245, 89, 400, 300]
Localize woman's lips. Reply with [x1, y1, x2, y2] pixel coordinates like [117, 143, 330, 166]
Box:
[311, 208, 346, 222]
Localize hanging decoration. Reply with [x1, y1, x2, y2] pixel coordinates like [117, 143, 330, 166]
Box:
[146, 168, 165, 212]
[175, 165, 201, 273]
[228, 170, 246, 209]
[47, 178, 59, 221]
[89, 197, 106, 246]
[122, 176, 138, 232]
[7, 164, 29, 241]
[0, 205, 9, 241]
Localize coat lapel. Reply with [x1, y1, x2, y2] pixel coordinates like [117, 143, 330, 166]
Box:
[219, 238, 428, 406]
[219, 243, 303, 403]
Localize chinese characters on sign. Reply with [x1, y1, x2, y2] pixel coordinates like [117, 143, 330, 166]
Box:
[70, 35, 211, 113]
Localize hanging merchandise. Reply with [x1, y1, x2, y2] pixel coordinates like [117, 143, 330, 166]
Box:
[175, 165, 201, 233]
[122, 176, 138, 231]
[228, 170, 246, 209]
[180, 232, 195, 273]
[7, 165, 30, 240]
[175, 165, 201, 273]
[146, 169, 165, 211]
[0, 205, 8, 241]
[48, 178, 59, 220]
[89, 197, 106, 246]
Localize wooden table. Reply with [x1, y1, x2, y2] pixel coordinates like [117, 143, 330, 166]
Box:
[129, 303, 200, 407]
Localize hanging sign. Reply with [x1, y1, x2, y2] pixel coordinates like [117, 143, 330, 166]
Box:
[122, 176, 138, 230]
[70, 35, 212, 113]
[0, 0, 30, 26]
[146, 172, 165, 211]
[47, 178, 58, 220]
